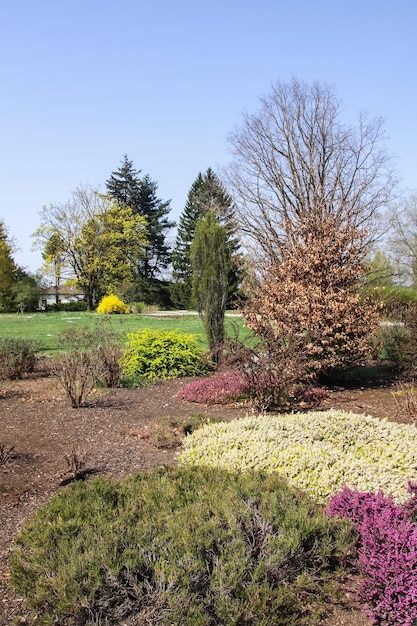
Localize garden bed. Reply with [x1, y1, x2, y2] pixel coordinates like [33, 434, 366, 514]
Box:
[0, 361, 405, 625]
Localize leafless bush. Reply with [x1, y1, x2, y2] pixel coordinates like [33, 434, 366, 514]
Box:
[63, 446, 91, 480]
[392, 381, 417, 420]
[224, 331, 311, 412]
[50, 351, 103, 408]
[0, 338, 39, 380]
[51, 323, 123, 408]
[0, 443, 15, 465]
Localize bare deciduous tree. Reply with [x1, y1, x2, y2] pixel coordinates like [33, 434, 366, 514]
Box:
[226, 78, 396, 264]
[388, 192, 417, 287]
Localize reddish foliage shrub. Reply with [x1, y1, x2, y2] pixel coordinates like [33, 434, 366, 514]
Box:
[223, 333, 312, 411]
[177, 371, 247, 405]
[291, 385, 328, 407]
[328, 485, 417, 625]
[243, 217, 380, 377]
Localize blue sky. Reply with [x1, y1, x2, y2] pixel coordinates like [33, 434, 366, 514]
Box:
[1, 0, 416, 272]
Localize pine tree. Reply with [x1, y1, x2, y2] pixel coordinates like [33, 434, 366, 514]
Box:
[190, 211, 231, 358]
[171, 168, 240, 309]
[106, 156, 175, 302]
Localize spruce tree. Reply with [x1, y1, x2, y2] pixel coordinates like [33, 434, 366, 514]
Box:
[190, 211, 231, 358]
[171, 168, 240, 309]
[106, 156, 175, 302]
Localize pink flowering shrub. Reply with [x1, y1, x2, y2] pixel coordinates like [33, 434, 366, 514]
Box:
[177, 371, 247, 405]
[328, 485, 417, 625]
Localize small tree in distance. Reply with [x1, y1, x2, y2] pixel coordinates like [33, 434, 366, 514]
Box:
[190, 212, 231, 360]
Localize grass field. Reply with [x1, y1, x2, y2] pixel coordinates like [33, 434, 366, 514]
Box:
[0, 311, 244, 353]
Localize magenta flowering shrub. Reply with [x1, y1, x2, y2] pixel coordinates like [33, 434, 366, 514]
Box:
[327, 485, 404, 527]
[328, 485, 417, 625]
[177, 371, 247, 405]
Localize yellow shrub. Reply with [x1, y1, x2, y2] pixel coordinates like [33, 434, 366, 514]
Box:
[97, 295, 129, 315]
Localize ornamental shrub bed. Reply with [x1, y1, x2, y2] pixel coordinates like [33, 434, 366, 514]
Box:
[9, 466, 355, 626]
[179, 410, 417, 503]
[120, 328, 209, 380]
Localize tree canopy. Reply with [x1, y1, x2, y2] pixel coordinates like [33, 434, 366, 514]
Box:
[0, 220, 19, 312]
[171, 167, 240, 309]
[33, 186, 148, 309]
[106, 155, 175, 301]
[226, 78, 396, 265]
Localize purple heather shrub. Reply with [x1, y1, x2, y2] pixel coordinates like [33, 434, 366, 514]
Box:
[328, 486, 417, 625]
[358, 506, 417, 625]
[177, 371, 247, 405]
[327, 486, 404, 528]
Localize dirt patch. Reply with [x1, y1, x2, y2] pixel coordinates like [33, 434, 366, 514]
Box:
[0, 363, 408, 625]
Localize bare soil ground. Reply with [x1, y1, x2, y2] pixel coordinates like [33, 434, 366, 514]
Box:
[0, 362, 408, 625]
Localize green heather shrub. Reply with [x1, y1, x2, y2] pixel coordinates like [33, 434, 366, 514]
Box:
[0, 337, 39, 380]
[97, 294, 129, 314]
[9, 466, 355, 626]
[180, 410, 417, 504]
[120, 328, 209, 380]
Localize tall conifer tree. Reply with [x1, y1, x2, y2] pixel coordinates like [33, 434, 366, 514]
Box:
[171, 168, 240, 309]
[191, 211, 231, 357]
[106, 156, 175, 301]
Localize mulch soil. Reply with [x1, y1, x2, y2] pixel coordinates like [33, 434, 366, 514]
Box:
[0, 361, 410, 625]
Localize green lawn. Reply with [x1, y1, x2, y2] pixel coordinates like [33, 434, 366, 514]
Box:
[0, 311, 244, 353]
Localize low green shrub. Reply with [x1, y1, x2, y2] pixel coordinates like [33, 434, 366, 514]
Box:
[49, 301, 88, 312]
[120, 328, 209, 380]
[9, 466, 355, 626]
[0, 337, 39, 379]
[371, 323, 406, 362]
[97, 294, 129, 314]
[364, 285, 417, 322]
[180, 410, 417, 504]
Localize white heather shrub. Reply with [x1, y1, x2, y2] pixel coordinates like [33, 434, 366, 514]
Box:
[179, 410, 417, 503]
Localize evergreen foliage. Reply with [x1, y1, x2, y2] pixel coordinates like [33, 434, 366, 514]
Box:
[106, 155, 175, 302]
[0, 220, 39, 312]
[171, 168, 240, 309]
[120, 328, 208, 381]
[10, 466, 354, 626]
[0, 220, 19, 312]
[191, 212, 231, 356]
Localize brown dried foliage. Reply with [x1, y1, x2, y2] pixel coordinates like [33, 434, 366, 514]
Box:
[243, 218, 380, 377]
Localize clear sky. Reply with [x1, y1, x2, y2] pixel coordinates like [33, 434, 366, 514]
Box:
[1, 0, 416, 272]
